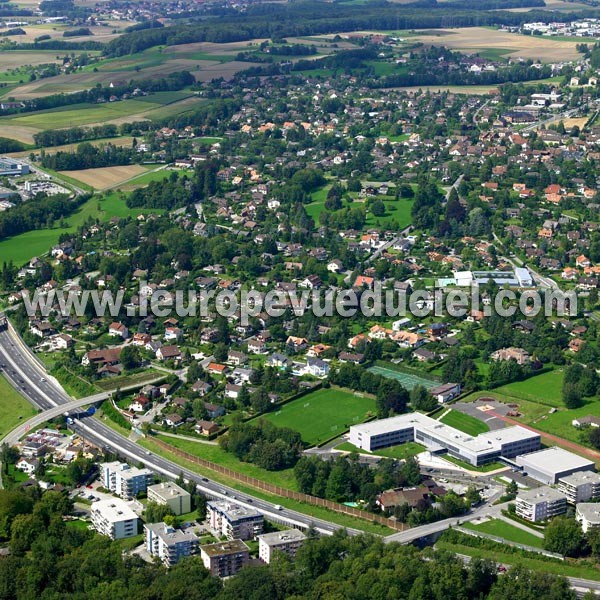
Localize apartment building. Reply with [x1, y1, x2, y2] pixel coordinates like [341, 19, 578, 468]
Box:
[558, 471, 600, 504]
[258, 529, 307, 564]
[91, 499, 139, 539]
[515, 486, 567, 522]
[207, 500, 263, 540]
[101, 461, 154, 500]
[576, 503, 600, 533]
[147, 482, 191, 516]
[200, 540, 250, 577]
[144, 522, 199, 566]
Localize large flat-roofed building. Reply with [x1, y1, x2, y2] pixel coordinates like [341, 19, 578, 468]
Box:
[516, 447, 595, 485]
[101, 461, 154, 500]
[145, 522, 199, 566]
[258, 529, 307, 564]
[515, 486, 567, 522]
[0, 157, 28, 177]
[349, 413, 540, 466]
[147, 482, 191, 516]
[558, 471, 600, 504]
[207, 500, 263, 540]
[200, 540, 249, 577]
[576, 503, 600, 533]
[91, 499, 139, 539]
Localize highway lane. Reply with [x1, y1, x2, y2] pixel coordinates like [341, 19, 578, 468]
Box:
[0, 323, 358, 536]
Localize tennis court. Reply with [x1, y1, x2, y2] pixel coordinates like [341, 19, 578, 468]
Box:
[368, 365, 438, 390]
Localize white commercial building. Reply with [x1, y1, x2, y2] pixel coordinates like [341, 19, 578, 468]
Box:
[207, 500, 264, 540]
[147, 481, 191, 516]
[515, 486, 567, 522]
[258, 529, 307, 564]
[576, 503, 600, 533]
[349, 413, 540, 466]
[558, 471, 600, 504]
[91, 499, 139, 539]
[101, 461, 154, 499]
[144, 522, 199, 566]
[516, 447, 595, 485]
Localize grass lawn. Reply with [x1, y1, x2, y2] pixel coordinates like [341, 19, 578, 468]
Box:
[0, 375, 37, 438]
[462, 518, 544, 548]
[95, 370, 166, 391]
[494, 370, 565, 408]
[0, 190, 166, 265]
[439, 409, 490, 436]
[147, 434, 298, 491]
[137, 437, 393, 535]
[262, 387, 376, 446]
[365, 198, 414, 229]
[442, 455, 506, 472]
[336, 440, 425, 460]
[436, 538, 600, 581]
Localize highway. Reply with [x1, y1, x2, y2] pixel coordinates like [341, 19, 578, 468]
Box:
[0, 319, 355, 536]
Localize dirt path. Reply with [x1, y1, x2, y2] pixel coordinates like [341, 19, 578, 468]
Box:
[489, 410, 600, 461]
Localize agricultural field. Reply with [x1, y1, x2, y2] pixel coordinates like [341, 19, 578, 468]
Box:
[61, 164, 150, 190]
[262, 387, 376, 446]
[0, 375, 37, 438]
[439, 409, 490, 436]
[7, 136, 136, 158]
[0, 99, 162, 130]
[410, 27, 582, 62]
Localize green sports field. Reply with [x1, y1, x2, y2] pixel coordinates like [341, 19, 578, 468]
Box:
[494, 370, 565, 408]
[439, 409, 490, 436]
[368, 365, 437, 391]
[263, 388, 375, 445]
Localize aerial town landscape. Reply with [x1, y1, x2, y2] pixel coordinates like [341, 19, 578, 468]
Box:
[3, 0, 600, 597]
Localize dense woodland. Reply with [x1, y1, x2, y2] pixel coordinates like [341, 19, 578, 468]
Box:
[0, 193, 88, 242]
[40, 142, 137, 171]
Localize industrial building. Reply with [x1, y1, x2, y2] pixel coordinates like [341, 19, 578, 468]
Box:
[147, 481, 191, 516]
[144, 522, 199, 566]
[101, 462, 154, 500]
[515, 486, 567, 522]
[349, 413, 540, 466]
[200, 540, 250, 577]
[91, 499, 139, 539]
[258, 529, 307, 564]
[557, 471, 600, 504]
[207, 500, 264, 540]
[516, 447, 596, 485]
[0, 157, 28, 177]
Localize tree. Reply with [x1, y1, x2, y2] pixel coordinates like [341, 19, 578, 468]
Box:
[371, 200, 385, 217]
[410, 385, 437, 412]
[145, 501, 175, 524]
[119, 345, 141, 370]
[543, 516, 586, 557]
[465, 485, 482, 506]
[589, 427, 600, 451]
[562, 382, 583, 409]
